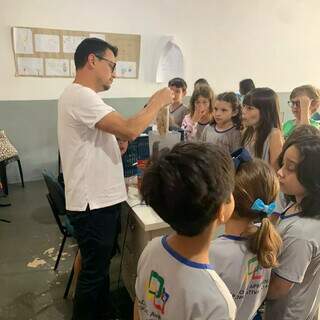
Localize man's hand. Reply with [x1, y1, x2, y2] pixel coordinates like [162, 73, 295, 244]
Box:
[148, 88, 174, 110]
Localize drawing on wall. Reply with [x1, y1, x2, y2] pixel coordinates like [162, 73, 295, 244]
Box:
[34, 34, 60, 53]
[13, 28, 33, 54]
[17, 57, 44, 76]
[116, 61, 137, 78]
[63, 35, 86, 53]
[45, 59, 70, 76]
[12, 27, 140, 78]
[156, 39, 184, 83]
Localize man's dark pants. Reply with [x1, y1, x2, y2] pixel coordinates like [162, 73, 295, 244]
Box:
[67, 203, 121, 320]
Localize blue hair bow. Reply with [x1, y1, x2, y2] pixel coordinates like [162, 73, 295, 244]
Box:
[231, 148, 252, 171]
[251, 198, 276, 216]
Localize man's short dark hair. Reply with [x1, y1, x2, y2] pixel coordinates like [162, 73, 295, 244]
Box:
[74, 38, 118, 70]
[140, 142, 235, 237]
[239, 78, 255, 96]
[168, 78, 187, 90]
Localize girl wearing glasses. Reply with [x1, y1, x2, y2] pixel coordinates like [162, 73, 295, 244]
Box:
[283, 85, 320, 139]
[241, 88, 283, 170]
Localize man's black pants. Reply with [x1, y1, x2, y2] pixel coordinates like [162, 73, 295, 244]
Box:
[67, 203, 121, 320]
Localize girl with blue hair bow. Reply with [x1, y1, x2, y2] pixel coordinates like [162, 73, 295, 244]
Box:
[210, 150, 282, 320]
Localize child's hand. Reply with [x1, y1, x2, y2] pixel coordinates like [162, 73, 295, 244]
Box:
[299, 95, 312, 124]
[192, 105, 206, 123]
[299, 95, 312, 112]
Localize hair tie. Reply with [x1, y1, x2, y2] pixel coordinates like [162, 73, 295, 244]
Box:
[251, 198, 276, 216]
[231, 148, 252, 171]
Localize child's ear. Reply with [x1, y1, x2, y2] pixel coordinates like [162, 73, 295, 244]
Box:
[182, 89, 187, 97]
[217, 194, 235, 224]
[216, 206, 226, 224]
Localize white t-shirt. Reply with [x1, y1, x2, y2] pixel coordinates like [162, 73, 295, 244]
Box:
[58, 83, 127, 211]
[210, 235, 271, 320]
[265, 213, 320, 320]
[135, 236, 236, 320]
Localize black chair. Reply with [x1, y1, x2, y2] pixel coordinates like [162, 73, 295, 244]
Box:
[42, 170, 74, 270]
[43, 170, 80, 298]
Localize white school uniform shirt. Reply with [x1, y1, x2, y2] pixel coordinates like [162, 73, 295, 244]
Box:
[58, 83, 127, 211]
[210, 235, 271, 320]
[265, 212, 320, 320]
[201, 124, 241, 154]
[135, 236, 236, 320]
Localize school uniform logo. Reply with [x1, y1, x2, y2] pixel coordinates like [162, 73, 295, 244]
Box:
[145, 270, 170, 315]
[243, 256, 263, 284]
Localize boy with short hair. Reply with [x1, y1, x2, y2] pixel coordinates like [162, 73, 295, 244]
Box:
[134, 142, 237, 320]
[168, 77, 188, 128]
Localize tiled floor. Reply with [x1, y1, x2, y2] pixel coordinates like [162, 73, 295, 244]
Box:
[0, 181, 132, 320]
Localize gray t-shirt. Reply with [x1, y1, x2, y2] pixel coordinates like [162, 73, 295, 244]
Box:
[135, 236, 236, 320]
[169, 103, 188, 128]
[210, 235, 271, 320]
[201, 124, 241, 153]
[265, 214, 320, 320]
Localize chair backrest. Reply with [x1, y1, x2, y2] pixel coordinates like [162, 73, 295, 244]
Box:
[43, 169, 70, 236]
[0, 130, 18, 162]
[42, 169, 65, 215]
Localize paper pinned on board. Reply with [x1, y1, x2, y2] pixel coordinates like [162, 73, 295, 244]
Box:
[17, 57, 44, 76]
[156, 39, 184, 83]
[70, 59, 76, 77]
[116, 61, 137, 78]
[34, 34, 60, 53]
[89, 33, 106, 41]
[45, 58, 70, 76]
[63, 35, 86, 53]
[13, 27, 33, 54]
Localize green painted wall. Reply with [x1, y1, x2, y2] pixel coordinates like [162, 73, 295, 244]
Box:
[0, 92, 291, 183]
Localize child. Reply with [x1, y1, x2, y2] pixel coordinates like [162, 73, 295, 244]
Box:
[242, 87, 284, 169]
[282, 123, 319, 142]
[265, 134, 320, 319]
[202, 92, 242, 153]
[181, 85, 214, 141]
[194, 78, 209, 89]
[239, 79, 255, 97]
[168, 77, 188, 128]
[283, 85, 320, 139]
[210, 150, 282, 320]
[134, 142, 236, 320]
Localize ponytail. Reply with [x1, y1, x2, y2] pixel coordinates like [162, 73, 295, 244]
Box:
[246, 218, 282, 268]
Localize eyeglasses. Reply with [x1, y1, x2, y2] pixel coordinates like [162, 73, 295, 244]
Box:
[288, 100, 300, 108]
[95, 55, 116, 72]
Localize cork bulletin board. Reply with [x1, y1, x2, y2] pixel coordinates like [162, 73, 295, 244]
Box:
[11, 26, 141, 79]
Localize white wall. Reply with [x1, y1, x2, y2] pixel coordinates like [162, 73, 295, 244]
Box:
[1, 0, 320, 101]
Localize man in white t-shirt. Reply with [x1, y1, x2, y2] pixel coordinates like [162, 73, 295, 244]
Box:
[58, 37, 172, 320]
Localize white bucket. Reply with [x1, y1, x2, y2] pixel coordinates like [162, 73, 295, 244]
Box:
[148, 131, 181, 156]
